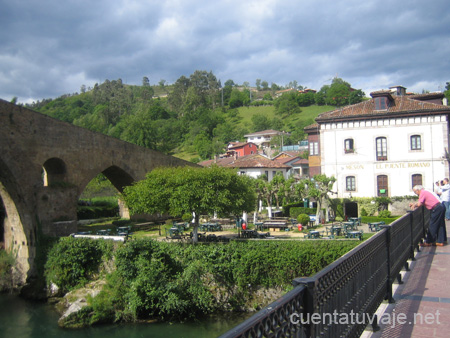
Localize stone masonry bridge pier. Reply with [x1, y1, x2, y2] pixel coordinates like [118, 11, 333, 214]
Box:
[0, 99, 195, 284]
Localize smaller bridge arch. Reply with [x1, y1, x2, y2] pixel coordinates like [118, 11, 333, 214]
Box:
[42, 157, 67, 186]
[101, 165, 135, 193]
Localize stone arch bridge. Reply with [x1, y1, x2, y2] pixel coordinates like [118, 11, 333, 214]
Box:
[0, 99, 196, 284]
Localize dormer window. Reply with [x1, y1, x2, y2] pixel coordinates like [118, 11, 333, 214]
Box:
[375, 97, 389, 110]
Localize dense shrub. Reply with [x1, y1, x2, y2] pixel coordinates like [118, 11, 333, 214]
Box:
[297, 214, 310, 226]
[378, 210, 391, 218]
[45, 237, 113, 293]
[46, 238, 360, 324]
[77, 205, 119, 219]
[290, 207, 316, 219]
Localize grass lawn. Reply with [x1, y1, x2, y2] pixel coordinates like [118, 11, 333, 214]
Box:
[237, 104, 336, 129]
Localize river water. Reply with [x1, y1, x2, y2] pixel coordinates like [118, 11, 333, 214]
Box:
[0, 294, 249, 338]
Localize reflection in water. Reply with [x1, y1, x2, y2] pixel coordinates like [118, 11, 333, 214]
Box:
[0, 294, 249, 338]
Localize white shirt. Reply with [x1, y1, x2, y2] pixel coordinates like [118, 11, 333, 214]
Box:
[440, 183, 450, 202]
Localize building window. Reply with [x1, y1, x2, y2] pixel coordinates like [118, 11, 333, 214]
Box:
[344, 138, 354, 153]
[309, 141, 319, 155]
[377, 175, 388, 196]
[410, 135, 421, 150]
[346, 176, 356, 191]
[375, 97, 388, 110]
[412, 174, 422, 188]
[376, 137, 387, 161]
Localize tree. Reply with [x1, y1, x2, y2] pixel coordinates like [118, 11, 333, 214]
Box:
[255, 175, 274, 218]
[255, 79, 261, 90]
[142, 76, 150, 87]
[251, 113, 271, 132]
[261, 81, 269, 90]
[444, 82, 450, 101]
[122, 166, 256, 242]
[274, 92, 301, 116]
[349, 89, 365, 104]
[224, 79, 235, 87]
[271, 173, 287, 209]
[302, 174, 336, 224]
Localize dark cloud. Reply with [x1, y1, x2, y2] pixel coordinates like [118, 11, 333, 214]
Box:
[1, 0, 449, 103]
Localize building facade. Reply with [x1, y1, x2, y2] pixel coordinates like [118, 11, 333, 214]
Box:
[199, 154, 291, 181]
[226, 142, 257, 157]
[306, 87, 450, 198]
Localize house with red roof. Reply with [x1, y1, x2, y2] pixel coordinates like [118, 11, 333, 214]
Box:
[199, 153, 291, 181]
[225, 142, 257, 157]
[243, 129, 290, 149]
[273, 152, 309, 179]
[305, 86, 450, 199]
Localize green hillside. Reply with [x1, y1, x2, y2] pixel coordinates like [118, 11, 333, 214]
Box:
[25, 72, 364, 163]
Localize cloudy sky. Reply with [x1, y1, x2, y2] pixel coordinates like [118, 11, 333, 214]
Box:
[1, 0, 449, 103]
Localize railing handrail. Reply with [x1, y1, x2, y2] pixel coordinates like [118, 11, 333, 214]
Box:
[219, 206, 428, 338]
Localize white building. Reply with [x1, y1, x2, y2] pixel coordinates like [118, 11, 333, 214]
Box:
[307, 87, 450, 198]
[244, 129, 289, 148]
[199, 153, 291, 181]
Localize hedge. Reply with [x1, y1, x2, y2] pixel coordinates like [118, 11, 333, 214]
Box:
[290, 207, 317, 219]
[361, 216, 400, 225]
[77, 205, 119, 219]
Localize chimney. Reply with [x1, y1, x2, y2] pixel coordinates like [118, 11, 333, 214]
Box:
[389, 86, 406, 96]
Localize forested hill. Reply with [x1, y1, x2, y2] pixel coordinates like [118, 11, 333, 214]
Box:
[25, 71, 365, 162]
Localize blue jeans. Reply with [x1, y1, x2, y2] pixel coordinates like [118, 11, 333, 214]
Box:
[443, 201, 450, 220]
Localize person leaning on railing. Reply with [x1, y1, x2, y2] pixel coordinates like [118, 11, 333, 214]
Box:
[410, 185, 446, 246]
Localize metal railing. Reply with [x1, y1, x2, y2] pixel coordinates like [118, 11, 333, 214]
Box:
[220, 206, 429, 338]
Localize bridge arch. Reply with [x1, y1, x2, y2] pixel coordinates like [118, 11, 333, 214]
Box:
[0, 158, 33, 284]
[42, 157, 67, 187]
[102, 165, 135, 193]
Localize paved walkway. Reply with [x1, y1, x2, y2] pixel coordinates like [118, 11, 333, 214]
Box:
[362, 221, 450, 338]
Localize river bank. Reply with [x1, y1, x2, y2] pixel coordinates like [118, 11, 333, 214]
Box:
[39, 238, 359, 329]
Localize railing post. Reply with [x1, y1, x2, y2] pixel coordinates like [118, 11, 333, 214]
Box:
[381, 225, 395, 303]
[422, 205, 427, 240]
[292, 277, 315, 338]
[407, 210, 416, 262]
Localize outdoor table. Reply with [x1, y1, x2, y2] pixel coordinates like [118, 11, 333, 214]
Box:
[255, 222, 263, 231]
[308, 230, 321, 239]
[241, 229, 257, 238]
[118, 226, 129, 232]
[349, 217, 360, 226]
[343, 222, 356, 230]
[368, 222, 385, 232]
[332, 226, 342, 236]
[346, 231, 363, 240]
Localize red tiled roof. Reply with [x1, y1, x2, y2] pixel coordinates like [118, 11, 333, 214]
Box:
[273, 151, 300, 159]
[274, 157, 298, 164]
[315, 96, 450, 123]
[201, 154, 291, 169]
[223, 154, 291, 169]
[292, 158, 309, 165]
[304, 123, 319, 130]
[228, 142, 250, 149]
